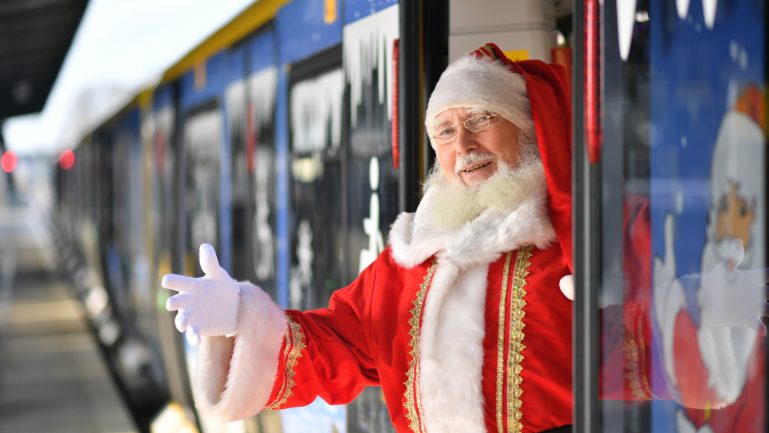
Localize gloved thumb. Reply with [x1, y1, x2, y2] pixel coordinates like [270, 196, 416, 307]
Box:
[199, 243, 221, 277]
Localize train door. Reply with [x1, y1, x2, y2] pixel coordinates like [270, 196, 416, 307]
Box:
[247, 64, 279, 300]
[179, 104, 229, 433]
[225, 36, 284, 433]
[106, 112, 169, 430]
[55, 114, 167, 429]
[227, 74, 250, 287]
[574, 0, 767, 432]
[271, 0, 447, 430]
[341, 4, 400, 432]
[271, 0, 361, 430]
[447, 0, 559, 61]
[109, 120, 134, 325]
[272, 0, 445, 429]
[175, 48, 256, 433]
[183, 106, 222, 268]
[342, 3, 399, 283]
[287, 51, 346, 312]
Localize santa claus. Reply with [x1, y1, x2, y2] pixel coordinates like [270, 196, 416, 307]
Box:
[163, 43, 580, 433]
[653, 84, 766, 432]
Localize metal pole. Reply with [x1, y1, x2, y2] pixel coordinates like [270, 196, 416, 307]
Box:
[573, 0, 601, 431]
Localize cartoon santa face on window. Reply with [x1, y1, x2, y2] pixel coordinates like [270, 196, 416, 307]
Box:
[703, 90, 765, 273]
[654, 84, 767, 432]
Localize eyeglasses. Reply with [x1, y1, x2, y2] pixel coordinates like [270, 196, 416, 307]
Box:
[430, 113, 500, 145]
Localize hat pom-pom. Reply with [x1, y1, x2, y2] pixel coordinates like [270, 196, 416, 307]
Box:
[559, 274, 574, 301]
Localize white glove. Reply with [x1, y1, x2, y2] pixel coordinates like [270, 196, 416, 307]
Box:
[162, 243, 241, 346]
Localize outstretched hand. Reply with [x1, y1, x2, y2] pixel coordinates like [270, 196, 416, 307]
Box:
[162, 243, 241, 346]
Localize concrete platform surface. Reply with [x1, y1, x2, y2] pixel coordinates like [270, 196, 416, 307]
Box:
[0, 206, 137, 433]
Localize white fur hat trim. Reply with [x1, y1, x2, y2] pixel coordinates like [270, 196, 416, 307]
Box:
[425, 56, 534, 147]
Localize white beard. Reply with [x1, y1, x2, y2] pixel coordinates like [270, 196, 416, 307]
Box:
[419, 158, 547, 231]
[714, 237, 745, 270]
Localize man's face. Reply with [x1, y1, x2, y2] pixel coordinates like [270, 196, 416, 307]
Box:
[432, 108, 523, 186]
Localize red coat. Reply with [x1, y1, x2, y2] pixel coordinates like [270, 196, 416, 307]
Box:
[264, 244, 573, 433]
[192, 182, 591, 433]
[189, 173, 662, 433]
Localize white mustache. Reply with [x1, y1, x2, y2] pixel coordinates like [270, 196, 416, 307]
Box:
[715, 237, 745, 268]
[454, 152, 495, 174]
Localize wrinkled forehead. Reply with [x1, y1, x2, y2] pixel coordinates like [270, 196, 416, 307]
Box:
[428, 107, 492, 129]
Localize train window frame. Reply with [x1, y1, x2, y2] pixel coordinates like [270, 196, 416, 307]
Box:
[178, 99, 225, 276]
[286, 45, 346, 310]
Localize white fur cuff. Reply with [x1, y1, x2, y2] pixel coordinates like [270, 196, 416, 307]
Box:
[193, 282, 287, 420]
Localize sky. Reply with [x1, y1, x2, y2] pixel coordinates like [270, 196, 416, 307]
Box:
[3, 0, 255, 156]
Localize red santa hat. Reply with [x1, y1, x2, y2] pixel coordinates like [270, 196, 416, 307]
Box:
[425, 43, 574, 289]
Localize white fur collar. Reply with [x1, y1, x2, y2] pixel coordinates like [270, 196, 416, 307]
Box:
[389, 186, 556, 269]
[389, 182, 555, 432]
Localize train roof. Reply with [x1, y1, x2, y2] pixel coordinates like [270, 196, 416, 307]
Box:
[96, 0, 289, 136]
[159, 0, 288, 86]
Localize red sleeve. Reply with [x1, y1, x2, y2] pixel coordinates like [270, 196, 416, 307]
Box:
[598, 301, 653, 401]
[599, 194, 654, 401]
[263, 254, 382, 409]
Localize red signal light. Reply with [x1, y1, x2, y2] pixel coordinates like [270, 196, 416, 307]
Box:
[59, 149, 76, 171]
[1, 151, 18, 173]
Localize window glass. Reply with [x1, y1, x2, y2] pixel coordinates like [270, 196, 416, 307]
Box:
[227, 70, 279, 299]
[342, 5, 400, 432]
[597, 0, 766, 431]
[289, 66, 346, 310]
[183, 108, 222, 273]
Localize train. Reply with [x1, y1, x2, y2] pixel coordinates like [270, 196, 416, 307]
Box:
[52, 0, 768, 432]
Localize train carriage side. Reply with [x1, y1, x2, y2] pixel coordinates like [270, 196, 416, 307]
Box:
[54, 107, 170, 432]
[51, 1, 574, 432]
[50, 1, 769, 433]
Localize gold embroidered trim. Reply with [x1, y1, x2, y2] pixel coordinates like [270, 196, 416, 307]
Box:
[403, 261, 437, 433]
[507, 246, 532, 433]
[495, 252, 513, 433]
[624, 337, 645, 400]
[623, 316, 652, 400]
[264, 316, 306, 410]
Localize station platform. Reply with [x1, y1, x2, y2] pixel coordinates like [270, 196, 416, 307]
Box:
[0, 205, 137, 433]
